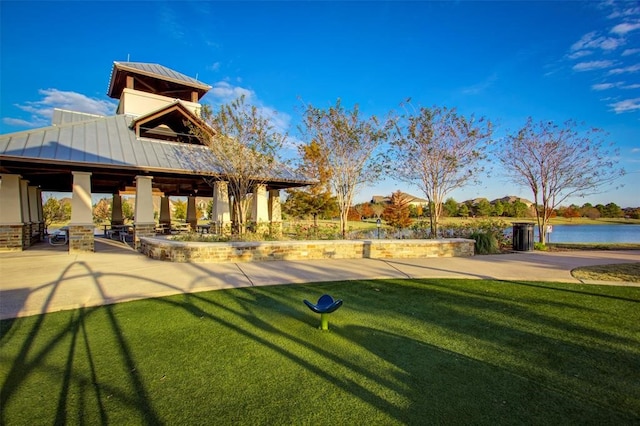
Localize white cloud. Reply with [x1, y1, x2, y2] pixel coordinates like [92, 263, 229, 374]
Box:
[2, 117, 48, 128]
[573, 60, 616, 71]
[571, 31, 625, 51]
[608, 6, 640, 19]
[611, 21, 640, 35]
[255, 105, 292, 135]
[208, 81, 255, 103]
[204, 81, 292, 136]
[591, 81, 639, 91]
[5, 89, 117, 128]
[608, 64, 640, 74]
[609, 97, 640, 113]
[567, 50, 593, 59]
[461, 73, 498, 95]
[622, 48, 640, 56]
[207, 62, 221, 71]
[592, 82, 617, 90]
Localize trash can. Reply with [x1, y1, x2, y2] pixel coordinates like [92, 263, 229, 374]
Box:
[512, 222, 534, 251]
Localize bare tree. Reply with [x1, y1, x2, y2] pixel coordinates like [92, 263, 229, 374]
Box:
[301, 99, 392, 238]
[496, 118, 624, 244]
[195, 96, 287, 234]
[390, 105, 493, 238]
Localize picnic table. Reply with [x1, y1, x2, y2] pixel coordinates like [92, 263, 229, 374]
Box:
[106, 224, 133, 242]
[196, 224, 211, 234]
[155, 223, 171, 234]
[48, 226, 69, 246]
[171, 223, 191, 234]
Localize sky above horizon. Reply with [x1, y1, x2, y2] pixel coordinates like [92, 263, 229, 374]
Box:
[1, 1, 638, 207]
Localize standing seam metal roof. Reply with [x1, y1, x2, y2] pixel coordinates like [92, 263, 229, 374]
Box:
[0, 113, 308, 182]
[111, 62, 211, 91]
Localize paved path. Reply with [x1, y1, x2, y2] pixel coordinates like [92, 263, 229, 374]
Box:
[1, 238, 638, 320]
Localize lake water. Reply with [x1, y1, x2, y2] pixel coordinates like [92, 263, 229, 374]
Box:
[533, 224, 640, 243]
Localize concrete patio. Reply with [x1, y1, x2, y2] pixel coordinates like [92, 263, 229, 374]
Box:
[1, 238, 638, 320]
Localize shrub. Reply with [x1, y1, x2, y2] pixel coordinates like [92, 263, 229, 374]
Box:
[171, 233, 230, 243]
[470, 231, 499, 254]
[284, 222, 340, 240]
[534, 242, 548, 251]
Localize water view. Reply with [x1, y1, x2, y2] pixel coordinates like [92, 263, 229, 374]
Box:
[537, 224, 640, 243]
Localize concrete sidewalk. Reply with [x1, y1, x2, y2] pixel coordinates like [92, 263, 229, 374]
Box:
[1, 238, 638, 320]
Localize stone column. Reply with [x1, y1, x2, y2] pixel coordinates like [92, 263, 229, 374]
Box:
[36, 187, 45, 238]
[28, 185, 40, 243]
[69, 171, 94, 253]
[213, 181, 231, 235]
[134, 175, 155, 249]
[19, 179, 31, 248]
[186, 195, 197, 231]
[251, 184, 269, 234]
[268, 189, 282, 237]
[19, 180, 31, 223]
[159, 196, 171, 228]
[0, 174, 25, 251]
[111, 194, 124, 226]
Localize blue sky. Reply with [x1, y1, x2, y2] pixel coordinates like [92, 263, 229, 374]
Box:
[1, 1, 638, 207]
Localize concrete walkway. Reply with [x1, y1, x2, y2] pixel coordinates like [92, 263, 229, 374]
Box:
[1, 238, 638, 320]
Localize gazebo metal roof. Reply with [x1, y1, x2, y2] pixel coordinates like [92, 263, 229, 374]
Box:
[107, 61, 211, 101]
[0, 109, 311, 196]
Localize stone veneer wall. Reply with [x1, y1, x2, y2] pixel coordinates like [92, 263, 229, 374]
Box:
[0, 225, 25, 251]
[139, 238, 475, 263]
[22, 223, 31, 249]
[68, 225, 95, 253]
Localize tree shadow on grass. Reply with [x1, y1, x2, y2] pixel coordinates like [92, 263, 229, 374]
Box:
[0, 261, 163, 425]
[146, 278, 640, 423]
[337, 325, 640, 424]
[147, 288, 410, 422]
[2, 265, 639, 424]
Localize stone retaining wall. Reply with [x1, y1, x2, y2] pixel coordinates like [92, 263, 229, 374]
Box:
[139, 238, 475, 263]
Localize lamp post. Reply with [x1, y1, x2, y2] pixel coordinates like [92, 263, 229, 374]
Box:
[376, 218, 381, 239]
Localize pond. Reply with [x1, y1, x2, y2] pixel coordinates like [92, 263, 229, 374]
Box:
[535, 224, 640, 243]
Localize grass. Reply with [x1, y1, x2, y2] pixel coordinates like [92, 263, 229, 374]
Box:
[572, 262, 640, 283]
[1, 279, 639, 425]
[550, 242, 640, 251]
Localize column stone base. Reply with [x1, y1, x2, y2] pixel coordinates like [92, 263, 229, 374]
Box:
[0, 224, 25, 252]
[69, 224, 95, 253]
[22, 223, 32, 249]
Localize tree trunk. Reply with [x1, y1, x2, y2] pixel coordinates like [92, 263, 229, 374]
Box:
[340, 209, 347, 239]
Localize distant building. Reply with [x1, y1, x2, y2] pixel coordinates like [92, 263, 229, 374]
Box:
[371, 192, 428, 207]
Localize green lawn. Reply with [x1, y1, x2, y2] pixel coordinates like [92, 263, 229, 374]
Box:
[1, 279, 639, 424]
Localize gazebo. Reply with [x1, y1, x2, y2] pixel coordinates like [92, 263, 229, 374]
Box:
[0, 61, 310, 252]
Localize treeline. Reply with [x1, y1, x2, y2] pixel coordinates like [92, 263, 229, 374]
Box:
[344, 197, 639, 221]
[348, 197, 535, 220]
[556, 202, 639, 219]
